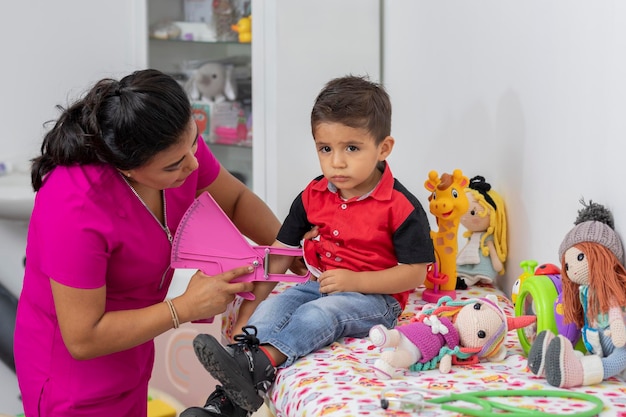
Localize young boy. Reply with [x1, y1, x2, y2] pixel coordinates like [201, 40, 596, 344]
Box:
[181, 75, 435, 417]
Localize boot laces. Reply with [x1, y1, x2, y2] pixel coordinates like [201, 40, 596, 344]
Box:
[204, 386, 229, 410]
[232, 325, 260, 348]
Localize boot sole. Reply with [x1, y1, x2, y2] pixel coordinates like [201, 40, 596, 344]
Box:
[193, 334, 264, 412]
[180, 406, 224, 417]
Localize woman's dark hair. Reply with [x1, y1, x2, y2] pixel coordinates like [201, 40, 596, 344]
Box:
[310, 75, 391, 145]
[31, 69, 192, 191]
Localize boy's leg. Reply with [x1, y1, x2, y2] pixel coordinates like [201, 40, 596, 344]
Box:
[192, 326, 274, 412]
[252, 291, 401, 367]
[191, 284, 400, 412]
[191, 282, 321, 412]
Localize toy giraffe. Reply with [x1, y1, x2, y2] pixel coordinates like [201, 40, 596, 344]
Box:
[422, 169, 470, 302]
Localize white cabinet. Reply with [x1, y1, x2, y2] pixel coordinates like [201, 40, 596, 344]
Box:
[147, 0, 254, 188]
[144, 0, 382, 214]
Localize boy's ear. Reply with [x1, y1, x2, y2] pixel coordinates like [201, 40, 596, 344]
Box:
[378, 136, 394, 160]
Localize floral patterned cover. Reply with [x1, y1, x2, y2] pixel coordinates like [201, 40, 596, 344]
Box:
[223, 284, 626, 417]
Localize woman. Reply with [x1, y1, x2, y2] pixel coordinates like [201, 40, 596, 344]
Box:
[13, 69, 284, 416]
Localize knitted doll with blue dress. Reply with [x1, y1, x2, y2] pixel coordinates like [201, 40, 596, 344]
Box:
[456, 176, 508, 288]
[528, 200, 626, 388]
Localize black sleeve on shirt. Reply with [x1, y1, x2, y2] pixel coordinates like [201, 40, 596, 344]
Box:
[392, 180, 436, 265]
[276, 191, 314, 247]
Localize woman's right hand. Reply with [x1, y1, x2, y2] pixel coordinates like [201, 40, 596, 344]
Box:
[177, 266, 255, 323]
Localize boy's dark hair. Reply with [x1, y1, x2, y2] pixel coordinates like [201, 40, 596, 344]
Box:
[31, 69, 192, 191]
[310, 75, 391, 145]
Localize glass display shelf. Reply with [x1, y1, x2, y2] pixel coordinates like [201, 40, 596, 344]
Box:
[149, 37, 249, 47]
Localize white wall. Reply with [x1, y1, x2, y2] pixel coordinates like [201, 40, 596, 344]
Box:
[383, 0, 626, 295]
[0, 0, 146, 298]
[253, 0, 382, 218]
[0, 0, 146, 164]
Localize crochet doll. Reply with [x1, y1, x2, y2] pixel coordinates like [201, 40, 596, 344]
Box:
[369, 295, 535, 378]
[456, 176, 508, 288]
[528, 200, 626, 388]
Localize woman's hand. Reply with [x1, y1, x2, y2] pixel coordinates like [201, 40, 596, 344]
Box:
[177, 266, 255, 323]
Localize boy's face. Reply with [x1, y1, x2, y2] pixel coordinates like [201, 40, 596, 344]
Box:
[313, 122, 393, 200]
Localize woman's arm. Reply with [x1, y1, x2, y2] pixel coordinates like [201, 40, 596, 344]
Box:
[51, 265, 254, 360]
[199, 166, 281, 246]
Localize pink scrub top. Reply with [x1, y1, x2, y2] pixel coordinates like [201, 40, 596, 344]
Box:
[14, 140, 220, 417]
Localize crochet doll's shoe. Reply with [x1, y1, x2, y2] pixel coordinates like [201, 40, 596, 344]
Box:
[545, 335, 604, 388]
[180, 386, 249, 417]
[369, 325, 400, 348]
[372, 359, 395, 380]
[544, 335, 583, 388]
[369, 325, 388, 347]
[192, 326, 276, 412]
[527, 330, 554, 376]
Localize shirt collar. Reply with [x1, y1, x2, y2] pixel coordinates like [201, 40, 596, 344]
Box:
[312, 162, 394, 202]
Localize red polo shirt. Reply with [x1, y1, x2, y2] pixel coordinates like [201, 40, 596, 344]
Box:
[277, 163, 434, 310]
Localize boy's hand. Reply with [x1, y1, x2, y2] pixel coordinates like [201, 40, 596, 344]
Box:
[318, 269, 358, 294]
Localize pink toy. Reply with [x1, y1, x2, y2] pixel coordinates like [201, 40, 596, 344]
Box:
[369, 295, 535, 378]
[171, 192, 310, 304]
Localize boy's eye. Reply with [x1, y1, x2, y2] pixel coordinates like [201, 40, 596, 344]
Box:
[346, 145, 358, 152]
[319, 146, 331, 153]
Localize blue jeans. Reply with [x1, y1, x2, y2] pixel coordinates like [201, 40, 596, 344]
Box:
[247, 280, 402, 367]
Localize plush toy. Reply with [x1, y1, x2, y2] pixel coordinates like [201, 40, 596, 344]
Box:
[185, 62, 236, 103]
[528, 199, 626, 388]
[456, 176, 508, 288]
[369, 295, 535, 378]
[422, 169, 470, 301]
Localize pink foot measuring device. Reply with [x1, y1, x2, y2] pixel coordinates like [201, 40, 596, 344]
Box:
[171, 192, 310, 302]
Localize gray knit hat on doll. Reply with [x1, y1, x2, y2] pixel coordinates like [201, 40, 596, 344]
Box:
[558, 199, 624, 265]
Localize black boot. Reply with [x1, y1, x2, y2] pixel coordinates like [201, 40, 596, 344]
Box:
[180, 385, 249, 417]
[192, 325, 276, 412]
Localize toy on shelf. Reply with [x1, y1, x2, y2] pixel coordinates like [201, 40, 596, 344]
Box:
[369, 295, 535, 378]
[456, 176, 507, 288]
[527, 199, 626, 388]
[513, 260, 583, 355]
[422, 169, 469, 302]
[231, 15, 251, 43]
[213, 0, 237, 41]
[185, 62, 236, 104]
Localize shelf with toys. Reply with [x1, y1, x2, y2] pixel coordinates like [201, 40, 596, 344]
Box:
[147, 0, 253, 188]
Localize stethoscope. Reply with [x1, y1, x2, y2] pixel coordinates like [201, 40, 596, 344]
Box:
[380, 387, 604, 416]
